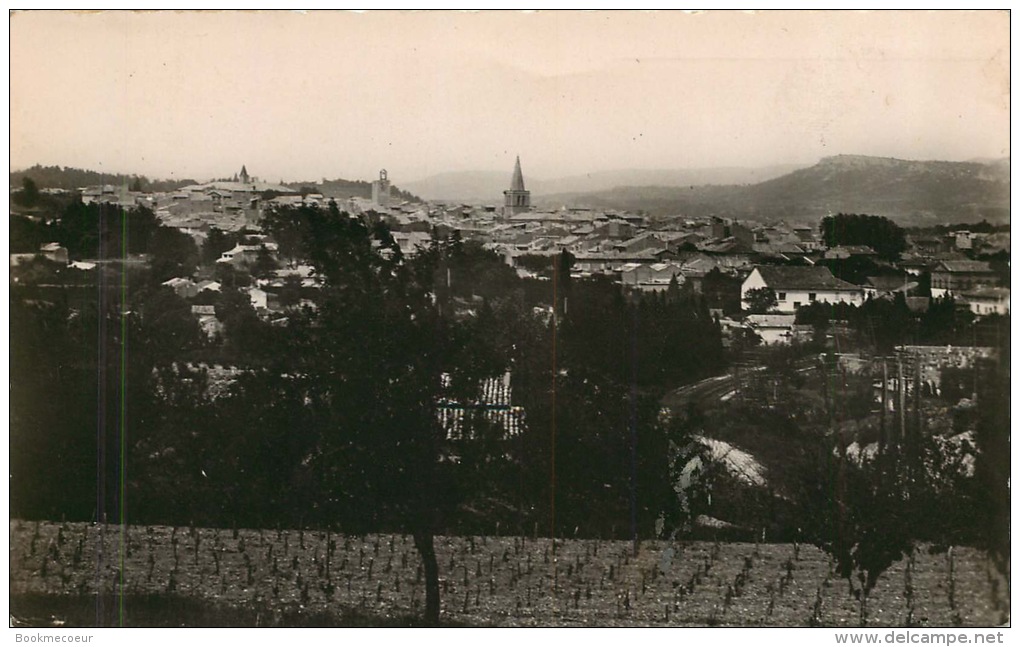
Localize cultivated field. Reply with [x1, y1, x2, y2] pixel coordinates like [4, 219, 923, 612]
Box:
[9, 521, 1008, 627]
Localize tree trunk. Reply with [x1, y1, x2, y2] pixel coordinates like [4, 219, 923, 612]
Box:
[413, 529, 441, 626]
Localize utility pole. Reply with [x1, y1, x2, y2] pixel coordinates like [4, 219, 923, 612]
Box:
[972, 322, 979, 402]
[735, 362, 742, 406]
[821, 358, 831, 430]
[897, 354, 906, 453]
[630, 302, 639, 557]
[550, 257, 557, 545]
[879, 359, 888, 455]
[911, 356, 922, 477]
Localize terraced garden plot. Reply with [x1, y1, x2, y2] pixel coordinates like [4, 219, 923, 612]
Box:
[9, 521, 1007, 627]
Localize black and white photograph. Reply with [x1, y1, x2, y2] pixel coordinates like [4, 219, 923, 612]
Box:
[8, 9, 1011, 637]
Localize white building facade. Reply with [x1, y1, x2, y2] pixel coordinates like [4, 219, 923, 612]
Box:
[741, 266, 865, 313]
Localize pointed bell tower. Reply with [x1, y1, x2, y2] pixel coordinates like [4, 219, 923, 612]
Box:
[502, 156, 531, 217]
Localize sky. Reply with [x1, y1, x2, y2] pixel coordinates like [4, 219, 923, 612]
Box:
[9, 10, 1011, 184]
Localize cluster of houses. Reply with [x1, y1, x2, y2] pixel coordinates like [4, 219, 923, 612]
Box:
[384, 159, 1008, 347]
[18, 162, 1010, 351]
[402, 161, 1007, 322]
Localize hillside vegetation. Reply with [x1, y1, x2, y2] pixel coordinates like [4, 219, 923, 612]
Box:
[10, 165, 198, 193]
[537, 155, 1010, 225]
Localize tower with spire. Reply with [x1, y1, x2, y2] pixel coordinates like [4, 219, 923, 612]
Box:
[502, 156, 531, 217]
[239, 165, 250, 185]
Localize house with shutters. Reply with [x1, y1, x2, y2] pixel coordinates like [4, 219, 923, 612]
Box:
[959, 286, 1010, 316]
[619, 262, 684, 292]
[930, 260, 999, 298]
[740, 265, 865, 313]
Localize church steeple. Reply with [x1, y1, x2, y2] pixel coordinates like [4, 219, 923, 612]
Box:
[510, 156, 525, 192]
[503, 155, 531, 218]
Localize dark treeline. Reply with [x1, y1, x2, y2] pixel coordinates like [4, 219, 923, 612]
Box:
[285, 177, 421, 203]
[796, 294, 1009, 352]
[820, 213, 907, 260]
[11, 201, 200, 284]
[917, 220, 1011, 234]
[558, 272, 725, 390]
[11, 164, 196, 193]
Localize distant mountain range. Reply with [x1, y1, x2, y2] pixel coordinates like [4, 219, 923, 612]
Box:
[535, 155, 1011, 226]
[13, 155, 1009, 227]
[401, 165, 807, 203]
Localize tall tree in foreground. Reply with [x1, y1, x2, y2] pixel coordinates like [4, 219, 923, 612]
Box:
[973, 350, 1010, 571]
[794, 422, 984, 625]
[262, 204, 506, 625]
